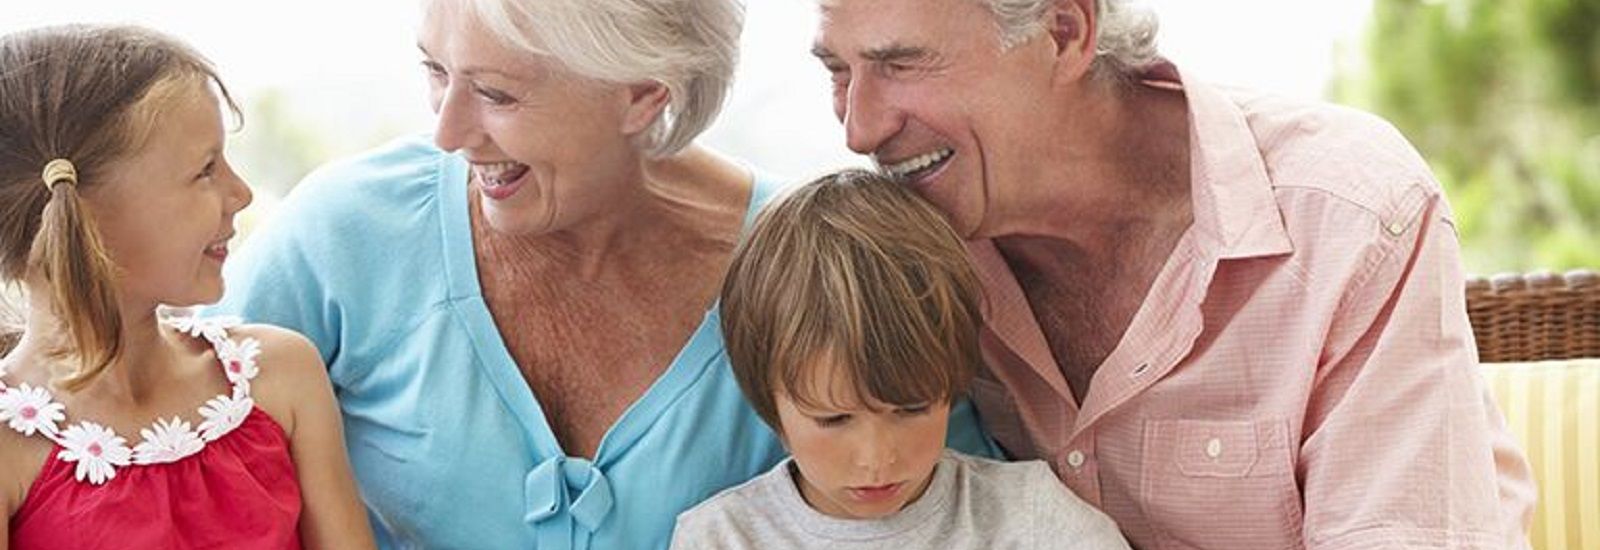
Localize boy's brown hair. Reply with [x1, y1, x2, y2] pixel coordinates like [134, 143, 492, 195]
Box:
[720, 169, 984, 430]
[0, 25, 238, 389]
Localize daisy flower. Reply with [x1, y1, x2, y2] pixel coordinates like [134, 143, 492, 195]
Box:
[217, 337, 262, 388]
[0, 384, 66, 437]
[58, 422, 133, 485]
[167, 313, 240, 345]
[133, 417, 205, 465]
[197, 393, 254, 441]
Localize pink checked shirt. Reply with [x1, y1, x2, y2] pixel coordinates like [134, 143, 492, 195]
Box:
[968, 64, 1536, 550]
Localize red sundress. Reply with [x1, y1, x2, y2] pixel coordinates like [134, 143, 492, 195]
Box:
[2, 316, 302, 549]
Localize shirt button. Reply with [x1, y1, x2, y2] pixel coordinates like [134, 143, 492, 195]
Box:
[1386, 221, 1406, 236]
[1205, 437, 1223, 459]
[1066, 450, 1086, 469]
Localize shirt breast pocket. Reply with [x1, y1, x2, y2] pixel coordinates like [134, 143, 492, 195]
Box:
[1142, 418, 1304, 550]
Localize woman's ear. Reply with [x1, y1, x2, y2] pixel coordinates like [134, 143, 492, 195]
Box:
[619, 81, 671, 136]
[1047, 0, 1097, 81]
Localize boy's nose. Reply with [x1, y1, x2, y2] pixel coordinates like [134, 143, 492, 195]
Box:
[854, 441, 900, 473]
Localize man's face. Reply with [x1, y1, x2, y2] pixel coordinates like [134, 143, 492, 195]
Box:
[812, 0, 1058, 238]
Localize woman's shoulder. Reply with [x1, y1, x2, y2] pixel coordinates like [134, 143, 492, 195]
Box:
[270, 133, 456, 230]
[298, 133, 452, 195]
[665, 146, 791, 226]
[233, 134, 458, 275]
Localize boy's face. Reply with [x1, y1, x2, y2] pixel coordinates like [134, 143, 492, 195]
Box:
[776, 357, 950, 519]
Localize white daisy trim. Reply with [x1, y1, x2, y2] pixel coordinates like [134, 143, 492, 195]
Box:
[166, 312, 242, 347]
[133, 417, 206, 465]
[0, 316, 262, 485]
[58, 422, 133, 485]
[197, 393, 255, 442]
[0, 383, 66, 437]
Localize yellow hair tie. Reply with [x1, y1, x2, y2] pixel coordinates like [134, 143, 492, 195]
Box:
[41, 158, 78, 191]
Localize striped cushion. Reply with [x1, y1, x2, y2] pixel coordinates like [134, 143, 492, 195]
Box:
[1481, 359, 1600, 550]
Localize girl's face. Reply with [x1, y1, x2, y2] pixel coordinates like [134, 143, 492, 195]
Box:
[86, 83, 252, 309]
[776, 357, 950, 520]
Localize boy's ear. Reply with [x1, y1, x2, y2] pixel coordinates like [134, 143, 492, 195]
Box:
[620, 80, 670, 136]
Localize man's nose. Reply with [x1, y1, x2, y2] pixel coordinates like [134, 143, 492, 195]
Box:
[841, 75, 900, 156]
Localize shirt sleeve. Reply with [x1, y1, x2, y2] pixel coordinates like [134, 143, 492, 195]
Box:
[1299, 190, 1536, 549]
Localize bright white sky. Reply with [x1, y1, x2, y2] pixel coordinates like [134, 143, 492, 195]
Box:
[5, 0, 1374, 186]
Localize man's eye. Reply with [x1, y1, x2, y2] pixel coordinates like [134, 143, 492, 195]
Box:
[881, 62, 917, 77]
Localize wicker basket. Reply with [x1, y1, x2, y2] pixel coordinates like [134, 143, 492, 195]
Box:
[1466, 270, 1600, 362]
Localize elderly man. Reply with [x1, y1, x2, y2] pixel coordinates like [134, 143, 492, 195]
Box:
[811, 0, 1536, 548]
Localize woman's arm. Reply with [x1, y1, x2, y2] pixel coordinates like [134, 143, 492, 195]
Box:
[244, 325, 376, 550]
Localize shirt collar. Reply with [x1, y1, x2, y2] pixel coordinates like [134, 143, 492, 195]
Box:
[1143, 60, 1293, 261]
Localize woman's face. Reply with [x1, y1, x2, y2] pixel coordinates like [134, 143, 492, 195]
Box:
[418, 0, 658, 237]
[86, 83, 252, 309]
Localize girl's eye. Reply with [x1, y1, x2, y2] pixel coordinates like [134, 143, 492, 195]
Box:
[896, 404, 931, 416]
[198, 160, 217, 180]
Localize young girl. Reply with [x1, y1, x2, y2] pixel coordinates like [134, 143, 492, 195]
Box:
[672, 169, 1129, 548]
[0, 25, 374, 549]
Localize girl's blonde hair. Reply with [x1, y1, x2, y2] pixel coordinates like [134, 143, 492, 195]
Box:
[0, 25, 238, 390]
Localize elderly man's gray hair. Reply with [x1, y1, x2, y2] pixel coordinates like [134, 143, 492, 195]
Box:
[461, 0, 742, 157]
[984, 0, 1159, 76]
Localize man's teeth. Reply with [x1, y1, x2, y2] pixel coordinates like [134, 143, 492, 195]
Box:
[884, 149, 953, 177]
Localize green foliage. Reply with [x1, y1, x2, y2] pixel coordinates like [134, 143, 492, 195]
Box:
[1337, 0, 1600, 273]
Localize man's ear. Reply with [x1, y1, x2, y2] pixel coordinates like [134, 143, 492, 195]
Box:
[1047, 0, 1097, 81]
[620, 80, 671, 135]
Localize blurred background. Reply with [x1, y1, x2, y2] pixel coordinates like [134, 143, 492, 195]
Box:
[3, 0, 1596, 274]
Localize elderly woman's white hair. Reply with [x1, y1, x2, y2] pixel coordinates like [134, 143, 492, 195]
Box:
[460, 0, 742, 157]
[985, 0, 1159, 77]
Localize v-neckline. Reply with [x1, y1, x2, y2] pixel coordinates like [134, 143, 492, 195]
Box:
[432, 152, 769, 466]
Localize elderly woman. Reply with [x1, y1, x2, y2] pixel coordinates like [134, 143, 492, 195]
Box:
[216, 0, 994, 548]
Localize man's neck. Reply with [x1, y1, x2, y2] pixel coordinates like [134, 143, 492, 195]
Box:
[985, 79, 1192, 252]
[985, 80, 1195, 402]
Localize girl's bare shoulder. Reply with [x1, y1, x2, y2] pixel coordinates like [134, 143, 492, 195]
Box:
[218, 323, 330, 435]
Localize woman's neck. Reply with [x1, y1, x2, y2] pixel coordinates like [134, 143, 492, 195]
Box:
[472, 145, 751, 280]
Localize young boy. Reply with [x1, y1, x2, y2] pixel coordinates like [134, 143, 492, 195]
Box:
[671, 170, 1128, 549]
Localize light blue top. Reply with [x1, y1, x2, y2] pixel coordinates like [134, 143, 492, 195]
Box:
[214, 134, 997, 550]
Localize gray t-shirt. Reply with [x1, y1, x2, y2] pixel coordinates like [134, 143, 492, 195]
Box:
[670, 450, 1130, 549]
